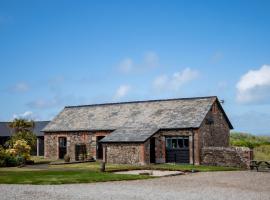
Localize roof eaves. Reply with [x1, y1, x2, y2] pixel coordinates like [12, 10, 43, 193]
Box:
[216, 100, 233, 129]
[100, 127, 200, 143]
[65, 96, 217, 109]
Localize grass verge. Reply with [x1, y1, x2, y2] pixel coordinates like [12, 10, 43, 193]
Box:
[30, 156, 54, 164]
[0, 170, 150, 185]
[0, 162, 240, 184]
[49, 162, 240, 172]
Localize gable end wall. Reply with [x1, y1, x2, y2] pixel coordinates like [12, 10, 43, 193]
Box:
[198, 101, 230, 148]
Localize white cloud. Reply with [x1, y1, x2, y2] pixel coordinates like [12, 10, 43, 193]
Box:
[118, 51, 159, 73]
[236, 65, 270, 104]
[119, 58, 133, 73]
[114, 85, 131, 100]
[153, 68, 199, 91]
[26, 93, 87, 109]
[143, 51, 159, 68]
[27, 99, 58, 109]
[11, 82, 30, 93]
[13, 111, 38, 120]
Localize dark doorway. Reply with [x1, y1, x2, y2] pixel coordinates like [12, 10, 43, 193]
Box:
[58, 137, 67, 159]
[96, 136, 105, 159]
[75, 144, 87, 161]
[38, 136, 44, 156]
[166, 137, 189, 163]
[150, 137, 156, 163]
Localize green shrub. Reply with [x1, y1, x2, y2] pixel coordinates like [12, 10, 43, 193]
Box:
[4, 155, 19, 167]
[0, 146, 7, 167]
[230, 132, 270, 149]
[254, 145, 270, 160]
[6, 139, 31, 162]
[0, 145, 24, 167]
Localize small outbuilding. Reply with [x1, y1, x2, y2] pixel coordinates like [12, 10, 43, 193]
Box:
[43, 96, 233, 165]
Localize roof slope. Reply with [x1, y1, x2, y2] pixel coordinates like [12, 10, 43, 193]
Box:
[102, 126, 160, 142]
[43, 97, 228, 142]
[0, 121, 50, 137]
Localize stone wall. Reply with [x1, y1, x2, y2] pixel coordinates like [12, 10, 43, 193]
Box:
[44, 131, 110, 161]
[201, 146, 253, 168]
[199, 101, 230, 148]
[104, 143, 143, 165]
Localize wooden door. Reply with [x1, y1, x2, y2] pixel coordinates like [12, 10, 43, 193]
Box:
[150, 137, 156, 163]
[58, 137, 67, 159]
[96, 136, 105, 159]
[166, 137, 189, 163]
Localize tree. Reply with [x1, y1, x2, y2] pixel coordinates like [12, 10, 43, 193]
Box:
[6, 119, 36, 149]
[9, 119, 34, 133]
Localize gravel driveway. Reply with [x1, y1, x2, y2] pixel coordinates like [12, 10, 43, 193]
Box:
[0, 171, 269, 200]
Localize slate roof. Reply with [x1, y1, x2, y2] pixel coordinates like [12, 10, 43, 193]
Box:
[103, 126, 160, 142]
[0, 121, 50, 137]
[43, 96, 233, 142]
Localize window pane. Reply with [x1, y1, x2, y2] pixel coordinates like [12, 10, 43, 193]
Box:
[59, 138, 66, 147]
[166, 139, 172, 148]
[178, 139, 184, 148]
[184, 138, 189, 148]
[172, 139, 177, 149]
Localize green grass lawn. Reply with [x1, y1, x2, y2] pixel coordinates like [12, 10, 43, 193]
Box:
[0, 170, 150, 185]
[148, 163, 240, 172]
[49, 162, 240, 172]
[0, 162, 240, 184]
[30, 156, 55, 164]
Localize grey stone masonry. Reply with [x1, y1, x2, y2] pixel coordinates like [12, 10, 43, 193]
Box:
[201, 146, 253, 168]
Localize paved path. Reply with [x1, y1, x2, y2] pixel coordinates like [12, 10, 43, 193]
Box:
[0, 171, 269, 200]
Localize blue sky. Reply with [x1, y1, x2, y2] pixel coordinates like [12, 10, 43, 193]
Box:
[0, 0, 270, 135]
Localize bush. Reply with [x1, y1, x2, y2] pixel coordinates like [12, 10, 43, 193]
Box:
[0, 140, 31, 167]
[6, 139, 31, 161]
[64, 154, 71, 162]
[0, 146, 7, 167]
[0, 146, 26, 167]
[5, 155, 19, 167]
[254, 145, 270, 160]
[230, 132, 270, 149]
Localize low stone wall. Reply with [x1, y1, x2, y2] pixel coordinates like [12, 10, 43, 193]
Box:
[201, 147, 253, 168]
[105, 143, 143, 165]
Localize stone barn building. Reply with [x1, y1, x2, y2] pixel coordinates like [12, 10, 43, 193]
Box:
[43, 96, 234, 165]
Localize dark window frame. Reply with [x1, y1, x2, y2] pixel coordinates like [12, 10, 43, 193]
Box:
[165, 137, 189, 150]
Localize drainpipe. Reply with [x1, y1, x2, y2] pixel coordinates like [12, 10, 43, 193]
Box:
[192, 129, 195, 165]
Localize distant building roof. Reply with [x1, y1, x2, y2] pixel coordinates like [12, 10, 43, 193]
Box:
[0, 121, 50, 137]
[43, 96, 233, 142]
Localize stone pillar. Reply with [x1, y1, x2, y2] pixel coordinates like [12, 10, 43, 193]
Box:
[161, 137, 166, 163]
[194, 130, 200, 165]
[140, 144, 146, 165]
[189, 135, 193, 164]
[36, 138, 39, 156]
[102, 144, 107, 163]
